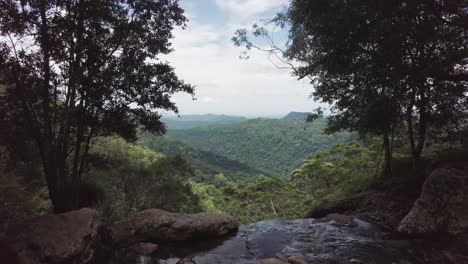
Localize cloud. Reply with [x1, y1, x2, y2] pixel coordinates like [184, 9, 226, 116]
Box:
[160, 0, 323, 116]
[215, 0, 288, 18]
[200, 97, 217, 103]
[170, 23, 221, 48]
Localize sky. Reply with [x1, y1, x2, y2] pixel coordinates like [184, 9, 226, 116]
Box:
[163, 0, 322, 117]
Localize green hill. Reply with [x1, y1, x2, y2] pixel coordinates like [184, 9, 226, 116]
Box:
[138, 133, 268, 183]
[282, 112, 312, 121]
[167, 117, 356, 176]
[162, 114, 248, 130]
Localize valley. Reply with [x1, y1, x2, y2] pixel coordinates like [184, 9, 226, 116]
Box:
[142, 113, 355, 178]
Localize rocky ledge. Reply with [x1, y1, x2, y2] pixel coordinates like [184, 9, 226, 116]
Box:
[4, 209, 238, 264]
[110, 209, 238, 245]
[151, 217, 424, 264]
[108, 209, 238, 263]
[6, 208, 102, 264]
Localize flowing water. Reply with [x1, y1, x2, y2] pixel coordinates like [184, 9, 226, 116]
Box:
[130, 218, 428, 264]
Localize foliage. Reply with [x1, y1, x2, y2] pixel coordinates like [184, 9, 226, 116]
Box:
[290, 142, 378, 206]
[0, 0, 192, 212]
[219, 177, 310, 223]
[191, 176, 309, 224]
[0, 174, 50, 236]
[167, 117, 355, 176]
[0, 146, 51, 236]
[86, 136, 201, 222]
[190, 179, 226, 212]
[282, 112, 312, 121]
[184, 142, 379, 224]
[138, 132, 268, 183]
[138, 117, 367, 223]
[234, 0, 467, 173]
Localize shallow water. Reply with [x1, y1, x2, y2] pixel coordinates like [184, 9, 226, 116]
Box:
[127, 218, 426, 264]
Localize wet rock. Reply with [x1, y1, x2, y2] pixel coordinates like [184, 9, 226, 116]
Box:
[0, 240, 20, 264]
[111, 209, 238, 245]
[157, 258, 181, 264]
[180, 260, 196, 264]
[151, 218, 419, 264]
[325, 213, 354, 224]
[129, 243, 159, 256]
[111, 242, 159, 264]
[9, 208, 102, 264]
[305, 194, 365, 219]
[260, 258, 288, 264]
[287, 256, 309, 264]
[398, 168, 468, 236]
[275, 253, 288, 261]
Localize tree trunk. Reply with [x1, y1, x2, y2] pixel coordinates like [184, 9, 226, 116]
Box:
[414, 104, 427, 169]
[407, 89, 427, 171]
[39, 0, 69, 214]
[41, 0, 86, 213]
[382, 132, 393, 177]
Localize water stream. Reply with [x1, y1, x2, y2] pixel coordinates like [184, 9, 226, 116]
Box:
[131, 218, 427, 264]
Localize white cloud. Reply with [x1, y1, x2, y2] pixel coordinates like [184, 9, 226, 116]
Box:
[160, 1, 323, 117]
[215, 0, 288, 18]
[200, 96, 217, 103]
[171, 24, 221, 48]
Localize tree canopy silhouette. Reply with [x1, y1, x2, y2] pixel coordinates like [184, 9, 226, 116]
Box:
[234, 0, 467, 174]
[0, 0, 193, 213]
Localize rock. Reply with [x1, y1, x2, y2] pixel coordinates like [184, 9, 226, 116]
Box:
[260, 256, 309, 264]
[159, 258, 181, 264]
[305, 191, 415, 230]
[10, 208, 102, 264]
[305, 193, 366, 219]
[151, 218, 437, 263]
[111, 209, 238, 244]
[275, 253, 289, 262]
[128, 243, 158, 256]
[110, 242, 159, 263]
[398, 168, 468, 236]
[325, 214, 354, 224]
[0, 240, 20, 264]
[260, 258, 289, 264]
[287, 256, 309, 264]
[178, 259, 196, 264]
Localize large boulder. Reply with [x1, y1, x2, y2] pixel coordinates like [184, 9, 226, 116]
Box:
[398, 167, 468, 236]
[9, 208, 102, 264]
[305, 191, 415, 230]
[111, 209, 238, 245]
[0, 241, 20, 264]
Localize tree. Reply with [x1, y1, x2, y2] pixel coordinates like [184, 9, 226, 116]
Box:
[0, 0, 193, 213]
[87, 136, 201, 221]
[234, 0, 467, 174]
[290, 142, 377, 205]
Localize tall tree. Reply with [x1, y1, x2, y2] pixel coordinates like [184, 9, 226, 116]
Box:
[0, 0, 193, 213]
[234, 0, 467, 173]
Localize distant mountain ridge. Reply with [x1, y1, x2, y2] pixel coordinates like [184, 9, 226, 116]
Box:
[162, 114, 248, 130]
[167, 117, 355, 176]
[138, 113, 354, 178]
[282, 112, 312, 121]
